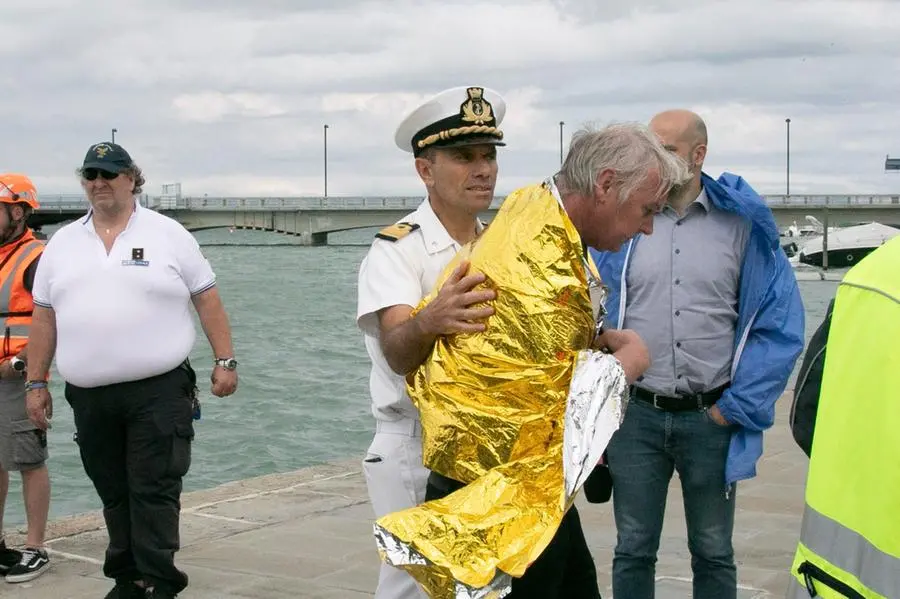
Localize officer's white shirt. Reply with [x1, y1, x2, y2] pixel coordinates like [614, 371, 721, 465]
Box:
[357, 198, 482, 422]
[32, 201, 216, 388]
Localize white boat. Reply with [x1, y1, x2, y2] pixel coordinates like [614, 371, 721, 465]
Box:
[781, 216, 841, 258]
[797, 222, 899, 268]
[783, 216, 838, 239]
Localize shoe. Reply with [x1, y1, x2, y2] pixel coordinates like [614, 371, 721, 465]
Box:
[0, 539, 22, 575]
[104, 580, 146, 599]
[4, 546, 50, 583]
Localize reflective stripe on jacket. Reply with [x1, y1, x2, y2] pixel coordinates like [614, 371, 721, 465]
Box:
[0, 230, 44, 360]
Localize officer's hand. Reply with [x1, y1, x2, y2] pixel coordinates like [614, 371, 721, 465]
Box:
[594, 329, 650, 384]
[416, 261, 496, 335]
[26, 387, 53, 430]
[211, 366, 238, 397]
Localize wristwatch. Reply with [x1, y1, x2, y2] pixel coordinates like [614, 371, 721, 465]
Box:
[214, 357, 238, 371]
[10, 356, 25, 373]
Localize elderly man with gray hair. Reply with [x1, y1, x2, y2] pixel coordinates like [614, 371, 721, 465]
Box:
[377, 120, 690, 599]
[549, 122, 689, 254]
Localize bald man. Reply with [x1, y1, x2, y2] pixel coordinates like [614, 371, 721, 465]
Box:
[589, 110, 804, 598]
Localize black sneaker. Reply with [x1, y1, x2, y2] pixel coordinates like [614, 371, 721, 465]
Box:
[104, 581, 146, 599]
[4, 546, 50, 583]
[0, 539, 22, 574]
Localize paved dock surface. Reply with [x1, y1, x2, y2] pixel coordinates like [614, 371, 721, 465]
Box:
[5, 395, 808, 598]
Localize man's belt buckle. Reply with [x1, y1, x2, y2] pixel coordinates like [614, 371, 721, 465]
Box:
[651, 393, 668, 410]
[650, 392, 692, 411]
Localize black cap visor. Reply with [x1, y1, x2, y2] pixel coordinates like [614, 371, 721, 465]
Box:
[81, 161, 128, 174]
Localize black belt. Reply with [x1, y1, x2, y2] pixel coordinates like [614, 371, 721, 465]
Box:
[632, 384, 728, 412]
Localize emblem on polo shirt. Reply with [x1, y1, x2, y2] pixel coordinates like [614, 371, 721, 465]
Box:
[121, 247, 149, 267]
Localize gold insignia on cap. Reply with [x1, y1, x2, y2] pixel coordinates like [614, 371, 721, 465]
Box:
[415, 87, 504, 151]
[93, 144, 110, 158]
[460, 87, 494, 125]
[375, 221, 420, 242]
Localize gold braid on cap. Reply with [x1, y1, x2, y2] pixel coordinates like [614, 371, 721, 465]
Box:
[416, 125, 504, 149]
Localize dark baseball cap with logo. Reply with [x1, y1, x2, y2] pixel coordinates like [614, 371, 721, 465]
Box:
[81, 142, 134, 174]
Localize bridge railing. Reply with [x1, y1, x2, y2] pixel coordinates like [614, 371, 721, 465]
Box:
[30, 193, 900, 211]
[30, 195, 151, 211]
[146, 196, 443, 211]
[761, 194, 900, 205]
[146, 194, 900, 210]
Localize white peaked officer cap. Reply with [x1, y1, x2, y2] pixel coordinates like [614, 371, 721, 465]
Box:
[394, 86, 507, 156]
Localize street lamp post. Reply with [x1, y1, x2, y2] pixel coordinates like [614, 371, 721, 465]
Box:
[785, 118, 791, 197]
[559, 121, 565, 167]
[323, 124, 329, 198]
[111, 128, 117, 143]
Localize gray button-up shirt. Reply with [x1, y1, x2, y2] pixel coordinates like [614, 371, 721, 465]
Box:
[623, 187, 750, 396]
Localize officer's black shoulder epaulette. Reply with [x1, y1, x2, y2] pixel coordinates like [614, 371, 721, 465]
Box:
[375, 221, 420, 242]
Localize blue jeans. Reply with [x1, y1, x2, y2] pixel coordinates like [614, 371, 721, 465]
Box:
[606, 397, 737, 599]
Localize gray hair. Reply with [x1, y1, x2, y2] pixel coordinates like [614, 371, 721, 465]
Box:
[560, 122, 690, 204]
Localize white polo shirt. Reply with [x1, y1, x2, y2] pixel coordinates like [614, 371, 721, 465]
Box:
[32, 202, 216, 388]
[357, 198, 482, 422]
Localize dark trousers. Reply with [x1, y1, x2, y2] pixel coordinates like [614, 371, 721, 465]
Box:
[606, 398, 736, 599]
[426, 473, 601, 599]
[65, 365, 196, 595]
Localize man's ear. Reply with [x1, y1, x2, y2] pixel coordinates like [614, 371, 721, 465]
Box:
[594, 168, 616, 205]
[414, 156, 435, 187]
[123, 174, 137, 194]
[692, 144, 707, 169]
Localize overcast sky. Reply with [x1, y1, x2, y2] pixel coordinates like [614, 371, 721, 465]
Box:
[3, 0, 899, 199]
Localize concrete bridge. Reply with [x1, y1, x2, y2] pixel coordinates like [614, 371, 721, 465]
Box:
[31, 193, 900, 245]
[27, 198, 94, 232]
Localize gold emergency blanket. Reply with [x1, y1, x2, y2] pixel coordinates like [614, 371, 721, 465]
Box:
[373, 182, 628, 598]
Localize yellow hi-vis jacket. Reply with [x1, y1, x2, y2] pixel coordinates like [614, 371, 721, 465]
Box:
[788, 236, 900, 598]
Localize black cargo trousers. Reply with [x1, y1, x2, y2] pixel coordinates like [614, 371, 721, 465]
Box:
[426, 472, 602, 598]
[65, 362, 197, 596]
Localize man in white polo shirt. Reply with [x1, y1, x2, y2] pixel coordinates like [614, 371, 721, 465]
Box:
[24, 141, 239, 599]
[356, 86, 505, 599]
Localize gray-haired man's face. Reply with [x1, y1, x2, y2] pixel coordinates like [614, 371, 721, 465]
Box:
[590, 169, 664, 251]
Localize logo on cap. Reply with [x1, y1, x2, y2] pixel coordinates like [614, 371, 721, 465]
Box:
[93, 144, 111, 158]
[460, 87, 493, 126]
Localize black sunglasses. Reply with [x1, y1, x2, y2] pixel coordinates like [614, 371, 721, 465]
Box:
[82, 168, 120, 181]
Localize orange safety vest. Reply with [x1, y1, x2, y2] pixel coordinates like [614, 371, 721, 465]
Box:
[0, 229, 44, 361]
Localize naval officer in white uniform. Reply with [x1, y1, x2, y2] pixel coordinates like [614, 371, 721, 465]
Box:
[356, 86, 507, 599]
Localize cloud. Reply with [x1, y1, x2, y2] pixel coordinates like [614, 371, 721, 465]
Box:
[172, 93, 290, 123]
[0, 0, 898, 199]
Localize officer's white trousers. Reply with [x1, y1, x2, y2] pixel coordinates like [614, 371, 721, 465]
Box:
[363, 418, 430, 599]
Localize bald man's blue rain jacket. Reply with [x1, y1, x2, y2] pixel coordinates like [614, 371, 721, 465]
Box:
[590, 172, 806, 486]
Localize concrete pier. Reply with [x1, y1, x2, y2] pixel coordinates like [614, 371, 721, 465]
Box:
[5, 394, 809, 598]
